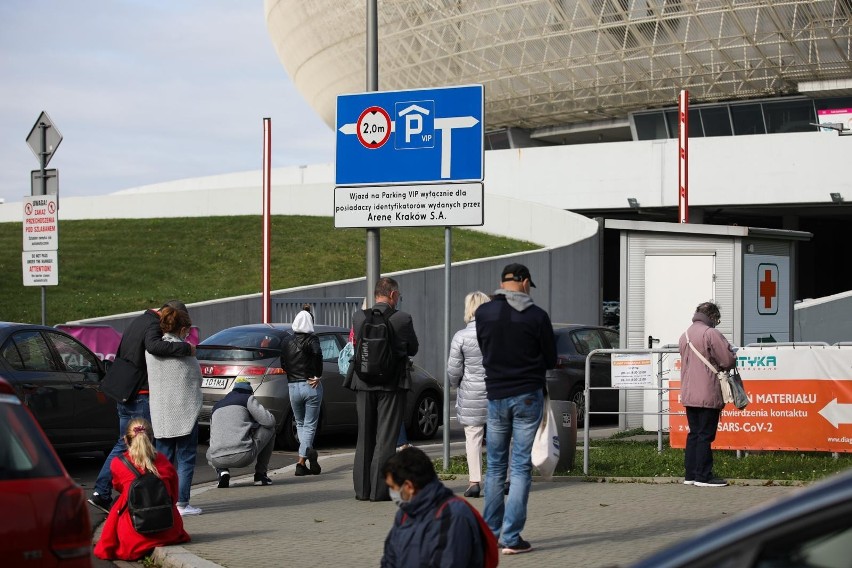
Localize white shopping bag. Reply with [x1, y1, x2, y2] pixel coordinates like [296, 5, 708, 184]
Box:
[531, 397, 560, 479]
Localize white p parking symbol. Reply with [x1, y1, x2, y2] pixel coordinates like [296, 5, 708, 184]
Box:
[395, 101, 435, 150]
[405, 113, 423, 143]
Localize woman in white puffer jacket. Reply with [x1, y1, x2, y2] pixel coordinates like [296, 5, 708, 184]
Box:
[447, 291, 491, 498]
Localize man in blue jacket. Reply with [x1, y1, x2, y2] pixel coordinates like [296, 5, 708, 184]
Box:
[381, 447, 485, 567]
[475, 263, 556, 555]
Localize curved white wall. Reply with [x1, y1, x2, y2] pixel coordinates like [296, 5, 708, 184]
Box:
[2, 131, 847, 230]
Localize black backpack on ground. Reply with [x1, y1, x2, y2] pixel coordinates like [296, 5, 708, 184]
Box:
[118, 455, 174, 534]
[354, 307, 398, 385]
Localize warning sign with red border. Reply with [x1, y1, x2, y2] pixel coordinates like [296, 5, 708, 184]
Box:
[669, 347, 852, 453]
[23, 195, 58, 251]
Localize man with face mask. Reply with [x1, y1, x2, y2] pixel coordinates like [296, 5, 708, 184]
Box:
[380, 447, 486, 568]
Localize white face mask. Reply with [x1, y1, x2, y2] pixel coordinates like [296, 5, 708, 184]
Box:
[389, 487, 409, 508]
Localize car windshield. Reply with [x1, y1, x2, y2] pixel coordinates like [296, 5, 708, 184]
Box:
[0, 395, 64, 480]
[198, 328, 289, 362]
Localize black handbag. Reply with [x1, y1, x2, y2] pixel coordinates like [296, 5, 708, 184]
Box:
[728, 367, 749, 410]
[100, 356, 145, 403]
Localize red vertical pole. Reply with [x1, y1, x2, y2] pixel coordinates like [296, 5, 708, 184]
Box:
[678, 90, 689, 223]
[262, 118, 272, 323]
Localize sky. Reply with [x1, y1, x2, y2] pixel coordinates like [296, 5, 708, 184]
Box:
[0, 0, 335, 204]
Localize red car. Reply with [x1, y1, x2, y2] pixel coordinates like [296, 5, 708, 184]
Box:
[0, 378, 92, 567]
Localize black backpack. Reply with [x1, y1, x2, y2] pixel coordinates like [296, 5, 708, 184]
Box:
[118, 455, 174, 534]
[355, 307, 398, 385]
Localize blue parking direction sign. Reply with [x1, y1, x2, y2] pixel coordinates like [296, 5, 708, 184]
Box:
[336, 85, 483, 186]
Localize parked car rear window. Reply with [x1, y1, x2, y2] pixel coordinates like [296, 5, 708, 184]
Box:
[202, 329, 288, 350]
[0, 396, 64, 480]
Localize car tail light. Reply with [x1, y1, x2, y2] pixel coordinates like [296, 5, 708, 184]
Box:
[50, 485, 92, 560]
[236, 366, 285, 379]
[555, 356, 569, 369]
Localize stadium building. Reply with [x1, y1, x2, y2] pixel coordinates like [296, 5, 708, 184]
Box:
[266, 0, 852, 301]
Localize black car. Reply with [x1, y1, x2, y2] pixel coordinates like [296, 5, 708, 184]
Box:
[197, 324, 443, 450]
[0, 322, 117, 453]
[629, 467, 852, 568]
[547, 324, 620, 427]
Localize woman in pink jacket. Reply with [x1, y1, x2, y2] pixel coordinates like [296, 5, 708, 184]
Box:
[678, 302, 737, 487]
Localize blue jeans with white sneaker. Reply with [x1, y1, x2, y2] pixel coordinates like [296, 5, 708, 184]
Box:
[156, 423, 199, 506]
[483, 389, 544, 548]
[289, 381, 323, 457]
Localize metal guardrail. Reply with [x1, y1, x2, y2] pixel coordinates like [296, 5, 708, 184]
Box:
[582, 347, 680, 475]
[271, 297, 365, 328]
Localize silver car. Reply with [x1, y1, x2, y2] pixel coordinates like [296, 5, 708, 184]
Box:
[196, 324, 443, 450]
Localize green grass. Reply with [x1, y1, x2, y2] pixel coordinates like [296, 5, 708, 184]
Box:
[434, 429, 852, 482]
[0, 216, 538, 325]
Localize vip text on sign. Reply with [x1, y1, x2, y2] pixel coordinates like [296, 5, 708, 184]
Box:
[334, 183, 483, 228]
[23, 195, 58, 251]
[335, 85, 483, 186]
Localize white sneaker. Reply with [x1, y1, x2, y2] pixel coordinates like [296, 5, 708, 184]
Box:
[178, 504, 202, 516]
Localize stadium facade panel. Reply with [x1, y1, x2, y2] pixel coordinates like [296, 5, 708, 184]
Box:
[265, 0, 852, 132]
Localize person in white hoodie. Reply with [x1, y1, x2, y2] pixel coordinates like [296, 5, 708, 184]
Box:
[447, 291, 490, 498]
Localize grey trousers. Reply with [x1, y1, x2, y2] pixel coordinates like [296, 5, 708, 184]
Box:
[353, 389, 405, 501]
[209, 425, 276, 474]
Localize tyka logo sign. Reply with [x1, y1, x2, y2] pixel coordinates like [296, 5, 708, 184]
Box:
[336, 85, 483, 186]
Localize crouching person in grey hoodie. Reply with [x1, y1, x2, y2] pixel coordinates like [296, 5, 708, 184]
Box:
[206, 378, 277, 488]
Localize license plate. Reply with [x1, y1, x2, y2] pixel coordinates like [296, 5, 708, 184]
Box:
[202, 377, 228, 389]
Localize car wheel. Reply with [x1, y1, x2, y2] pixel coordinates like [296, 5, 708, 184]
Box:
[275, 411, 300, 451]
[409, 391, 440, 440]
[569, 385, 586, 428]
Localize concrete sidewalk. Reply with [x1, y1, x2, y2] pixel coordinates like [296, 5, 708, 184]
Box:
[145, 441, 799, 568]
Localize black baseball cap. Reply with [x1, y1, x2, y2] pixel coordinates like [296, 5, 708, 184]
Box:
[501, 263, 536, 287]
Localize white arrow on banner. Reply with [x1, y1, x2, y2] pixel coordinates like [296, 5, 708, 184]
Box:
[818, 398, 852, 428]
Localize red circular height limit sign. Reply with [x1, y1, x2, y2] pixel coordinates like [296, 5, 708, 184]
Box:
[356, 106, 392, 149]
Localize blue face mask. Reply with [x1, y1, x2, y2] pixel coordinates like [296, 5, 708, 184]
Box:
[389, 487, 409, 508]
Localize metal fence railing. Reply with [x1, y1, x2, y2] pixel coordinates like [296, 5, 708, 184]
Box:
[271, 297, 365, 329]
[582, 347, 680, 475]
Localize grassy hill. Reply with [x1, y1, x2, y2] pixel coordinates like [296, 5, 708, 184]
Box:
[1, 216, 538, 325]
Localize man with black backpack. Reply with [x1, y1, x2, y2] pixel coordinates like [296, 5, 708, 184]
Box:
[344, 277, 419, 502]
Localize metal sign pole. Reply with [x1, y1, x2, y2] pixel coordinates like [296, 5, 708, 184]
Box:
[365, 0, 380, 299]
[262, 118, 272, 323]
[442, 227, 452, 470]
[39, 122, 48, 326]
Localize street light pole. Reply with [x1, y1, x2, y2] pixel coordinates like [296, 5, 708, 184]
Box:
[365, 0, 380, 300]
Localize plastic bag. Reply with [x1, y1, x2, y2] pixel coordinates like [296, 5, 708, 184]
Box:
[337, 341, 355, 376]
[531, 396, 560, 479]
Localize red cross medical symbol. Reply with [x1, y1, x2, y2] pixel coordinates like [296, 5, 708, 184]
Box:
[759, 269, 777, 310]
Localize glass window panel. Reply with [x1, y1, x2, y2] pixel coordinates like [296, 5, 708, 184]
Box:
[633, 113, 667, 140]
[731, 104, 766, 135]
[700, 107, 733, 137]
[764, 100, 816, 134]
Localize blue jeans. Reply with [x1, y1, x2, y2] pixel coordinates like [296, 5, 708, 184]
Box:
[94, 395, 151, 497]
[397, 422, 408, 447]
[483, 389, 544, 547]
[156, 423, 199, 505]
[289, 381, 323, 458]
